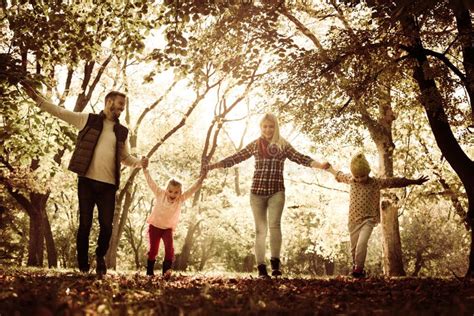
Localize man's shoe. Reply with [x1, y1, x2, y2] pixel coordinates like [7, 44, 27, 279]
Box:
[78, 258, 90, 273]
[78, 264, 90, 273]
[96, 256, 107, 276]
[79, 268, 89, 273]
[270, 258, 282, 277]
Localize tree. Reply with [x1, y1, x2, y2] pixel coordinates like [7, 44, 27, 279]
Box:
[1, 1, 153, 267]
[252, 0, 472, 275]
[391, 0, 474, 276]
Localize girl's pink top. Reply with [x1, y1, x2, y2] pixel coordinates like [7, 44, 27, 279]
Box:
[143, 169, 199, 230]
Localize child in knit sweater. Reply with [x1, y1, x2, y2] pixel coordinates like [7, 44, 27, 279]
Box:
[326, 153, 427, 278]
[143, 166, 206, 276]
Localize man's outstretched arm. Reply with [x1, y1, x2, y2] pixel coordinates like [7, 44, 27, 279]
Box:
[21, 81, 87, 130]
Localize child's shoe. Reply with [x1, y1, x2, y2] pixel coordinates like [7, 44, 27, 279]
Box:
[257, 264, 271, 279]
[270, 258, 282, 276]
[146, 259, 155, 276]
[162, 259, 173, 276]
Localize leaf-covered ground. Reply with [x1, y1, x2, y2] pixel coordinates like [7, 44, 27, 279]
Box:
[1, 268, 474, 315]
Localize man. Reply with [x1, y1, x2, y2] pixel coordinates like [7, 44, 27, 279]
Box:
[22, 83, 148, 275]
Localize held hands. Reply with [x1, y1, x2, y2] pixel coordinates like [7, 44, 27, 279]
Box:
[311, 160, 331, 170]
[314, 161, 339, 176]
[320, 161, 331, 170]
[140, 156, 149, 169]
[324, 163, 339, 176]
[326, 165, 337, 175]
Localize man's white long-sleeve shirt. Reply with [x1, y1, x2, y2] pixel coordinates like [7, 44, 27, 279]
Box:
[39, 100, 141, 185]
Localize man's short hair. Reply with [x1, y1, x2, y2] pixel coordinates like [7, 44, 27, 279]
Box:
[105, 91, 126, 102]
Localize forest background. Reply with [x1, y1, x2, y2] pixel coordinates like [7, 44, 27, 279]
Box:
[1, 0, 473, 279]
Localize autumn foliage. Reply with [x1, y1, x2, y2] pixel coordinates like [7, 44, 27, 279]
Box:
[1, 268, 474, 315]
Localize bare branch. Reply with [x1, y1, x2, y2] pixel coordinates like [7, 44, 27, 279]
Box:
[278, 5, 326, 53]
[134, 79, 179, 135]
[59, 68, 74, 107]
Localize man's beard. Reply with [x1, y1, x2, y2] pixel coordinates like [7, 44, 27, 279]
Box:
[110, 105, 120, 120]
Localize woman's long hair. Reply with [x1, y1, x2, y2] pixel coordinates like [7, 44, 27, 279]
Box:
[259, 113, 287, 149]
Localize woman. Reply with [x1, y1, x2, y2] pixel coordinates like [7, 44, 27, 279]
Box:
[206, 113, 329, 278]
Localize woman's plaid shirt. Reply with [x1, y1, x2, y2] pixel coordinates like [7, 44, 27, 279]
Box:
[218, 138, 313, 196]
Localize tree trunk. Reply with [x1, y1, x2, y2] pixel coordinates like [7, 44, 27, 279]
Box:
[107, 198, 125, 269]
[198, 239, 215, 271]
[400, 16, 474, 277]
[43, 211, 58, 268]
[362, 82, 406, 276]
[376, 138, 405, 276]
[106, 177, 136, 269]
[242, 253, 255, 272]
[198, 249, 207, 271]
[131, 231, 141, 270]
[129, 229, 141, 269]
[324, 259, 335, 276]
[124, 219, 144, 270]
[412, 250, 423, 277]
[234, 167, 241, 196]
[107, 77, 134, 270]
[17, 221, 28, 266]
[27, 210, 44, 267]
[26, 192, 57, 268]
[450, 0, 474, 119]
[106, 201, 121, 269]
[380, 202, 405, 275]
[174, 221, 201, 271]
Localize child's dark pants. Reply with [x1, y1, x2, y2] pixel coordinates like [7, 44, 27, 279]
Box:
[148, 225, 174, 261]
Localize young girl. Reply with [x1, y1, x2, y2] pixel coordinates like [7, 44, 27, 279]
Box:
[326, 153, 427, 278]
[206, 113, 330, 278]
[143, 166, 206, 276]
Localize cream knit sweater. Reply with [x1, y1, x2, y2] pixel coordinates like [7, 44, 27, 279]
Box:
[39, 100, 141, 185]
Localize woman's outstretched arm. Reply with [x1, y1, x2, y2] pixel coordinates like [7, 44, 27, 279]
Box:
[206, 141, 256, 170]
[286, 143, 330, 169]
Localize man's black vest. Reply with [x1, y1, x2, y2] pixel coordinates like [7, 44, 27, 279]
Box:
[68, 111, 128, 189]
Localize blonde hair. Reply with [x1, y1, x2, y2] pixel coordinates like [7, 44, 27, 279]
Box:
[260, 113, 287, 149]
[166, 178, 183, 193]
[350, 153, 371, 177]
